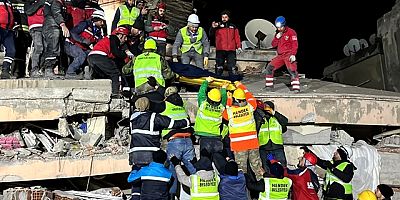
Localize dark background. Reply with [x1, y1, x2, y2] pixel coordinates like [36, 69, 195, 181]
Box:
[193, 0, 396, 78]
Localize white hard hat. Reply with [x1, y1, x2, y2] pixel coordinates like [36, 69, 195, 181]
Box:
[187, 14, 200, 24]
[339, 145, 353, 159]
[92, 10, 106, 21]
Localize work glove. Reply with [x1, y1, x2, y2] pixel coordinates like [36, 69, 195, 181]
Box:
[300, 146, 311, 153]
[170, 156, 181, 166]
[221, 82, 229, 89]
[276, 32, 282, 39]
[289, 55, 296, 63]
[172, 57, 178, 62]
[60, 23, 70, 38]
[203, 57, 209, 67]
[126, 51, 134, 59]
[205, 76, 214, 83]
[236, 48, 243, 55]
[122, 61, 133, 74]
[147, 76, 157, 87]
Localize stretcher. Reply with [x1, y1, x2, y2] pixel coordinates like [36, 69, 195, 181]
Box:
[177, 75, 237, 91]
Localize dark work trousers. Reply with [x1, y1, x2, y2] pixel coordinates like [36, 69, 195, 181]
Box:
[30, 28, 45, 71]
[199, 136, 223, 155]
[87, 54, 121, 94]
[155, 39, 166, 57]
[0, 28, 16, 72]
[215, 50, 236, 76]
[64, 41, 89, 75]
[42, 27, 61, 70]
[259, 147, 287, 173]
[12, 30, 31, 77]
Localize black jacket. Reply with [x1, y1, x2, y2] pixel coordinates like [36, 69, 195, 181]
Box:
[11, 0, 29, 31]
[254, 108, 288, 150]
[43, 0, 67, 29]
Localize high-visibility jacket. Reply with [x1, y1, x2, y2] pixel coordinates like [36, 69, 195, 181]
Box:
[259, 177, 292, 200]
[133, 52, 164, 88]
[117, 5, 139, 27]
[160, 102, 188, 137]
[258, 117, 283, 146]
[190, 172, 220, 200]
[194, 101, 224, 137]
[226, 104, 259, 152]
[324, 161, 353, 196]
[180, 26, 203, 54]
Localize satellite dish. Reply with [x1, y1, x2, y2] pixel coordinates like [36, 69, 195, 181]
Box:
[347, 38, 361, 54]
[369, 34, 377, 46]
[359, 39, 369, 49]
[245, 19, 276, 49]
[343, 45, 351, 57]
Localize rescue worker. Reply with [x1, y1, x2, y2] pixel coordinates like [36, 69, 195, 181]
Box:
[159, 86, 196, 198]
[245, 162, 292, 200]
[255, 100, 288, 172]
[209, 10, 242, 76]
[172, 13, 210, 69]
[111, 0, 139, 31]
[171, 149, 220, 200]
[127, 150, 173, 200]
[303, 146, 356, 200]
[131, 38, 173, 95]
[64, 10, 105, 79]
[264, 16, 300, 92]
[0, 0, 16, 79]
[194, 77, 228, 155]
[88, 26, 133, 96]
[222, 81, 263, 178]
[375, 184, 394, 200]
[145, 2, 169, 56]
[42, 0, 69, 79]
[65, 0, 86, 29]
[84, 0, 107, 35]
[25, 0, 45, 77]
[358, 190, 378, 200]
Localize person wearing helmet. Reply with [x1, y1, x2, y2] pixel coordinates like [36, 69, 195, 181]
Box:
[194, 77, 228, 156]
[145, 2, 170, 57]
[303, 145, 357, 200]
[64, 10, 106, 79]
[88, 26, 133, 97]
[264, 16, 300, 92]
[375, 184, 394, 200]
[111, 0, 140, 31]
[222, 81, 263, 179]
[172, 14, 210, 69]
[209, 10, 242, 77]
[254, 100, 288, 173]
[358, 190, 378, 200]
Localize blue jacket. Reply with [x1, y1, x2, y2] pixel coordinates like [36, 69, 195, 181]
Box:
[219, 171, 247, 200]
[127, 162, 173, 200]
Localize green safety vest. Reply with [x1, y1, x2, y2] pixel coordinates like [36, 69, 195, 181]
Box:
[258, 117, 283, 146]
[194, 101, 224, 137]
[324, 161, 353, 195]
[180, 26, 204, 54]
[190, 172, 220, 200]
[133, 52, 165, 88]
[160, 102, 188, 137]
[117, 5, 140, 27]
[259, 177, 292, 200]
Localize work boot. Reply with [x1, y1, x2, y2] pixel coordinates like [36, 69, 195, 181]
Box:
[84, 66, 92, 80]
[0, 69, 11, 79]
[30, 68, 44, 78]
[65, 72, 83, 80]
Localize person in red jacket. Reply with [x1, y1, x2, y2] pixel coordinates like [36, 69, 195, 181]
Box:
[264, 16, 299, 92]
[66, 0, 86, 29]
[145, 2, 169, 57]
[0, 0, 16, 79]
[209, 10, 242, 76]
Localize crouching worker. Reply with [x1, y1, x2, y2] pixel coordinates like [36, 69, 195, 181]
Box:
[127, 150, 174, 200]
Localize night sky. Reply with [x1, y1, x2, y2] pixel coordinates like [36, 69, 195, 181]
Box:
[194, 0, 396, 78]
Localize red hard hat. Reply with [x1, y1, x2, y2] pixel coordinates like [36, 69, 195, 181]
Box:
[112, 27, 129, 35]
[303, 152, 317, 165]
[157, 2, 166, 9]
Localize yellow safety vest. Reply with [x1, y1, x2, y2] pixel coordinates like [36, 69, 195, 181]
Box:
[324, 161, 353, 195]
[133, 52, 165, 88]
[194, 101, 224, 137]
[190, 172, 220, 200]
[258, 117, 283, 146]
[160, 102, 188, 137]
[259, 177, 292, 200]
[117, 5, 140, 27]
[180, 26, 204, 54]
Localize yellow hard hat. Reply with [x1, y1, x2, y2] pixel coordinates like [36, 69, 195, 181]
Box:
[358, 190, 377, 200]
[233, 88, 246, 100]
[208, 88, 221, 102]
[144, 38, 157, 50]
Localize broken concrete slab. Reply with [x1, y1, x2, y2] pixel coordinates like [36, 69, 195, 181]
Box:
[0, 79, 112, 89]
[72, 88, 111, 103]
[379, 151, 400, 185]
[87, 116, 107, 136]
[80, 134, 103, 147]
[283, 126, 331, 145]
[57, 118, 70, 137]
[330, 130, 354, 146]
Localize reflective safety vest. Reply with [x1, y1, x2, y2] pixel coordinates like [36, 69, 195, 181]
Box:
[226, 105, 259, 152]
[259, 177, 292, 200]
[190, 172, 220, 200]
[117, 5, 139, 27]
[324, 161, 353, 195]
[133, 52, 165, 88]
[258, 117, 283, 146]
[194, 101, 224, 137]
[180, 26, 204, 54]
[160, 102, 188, 137]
